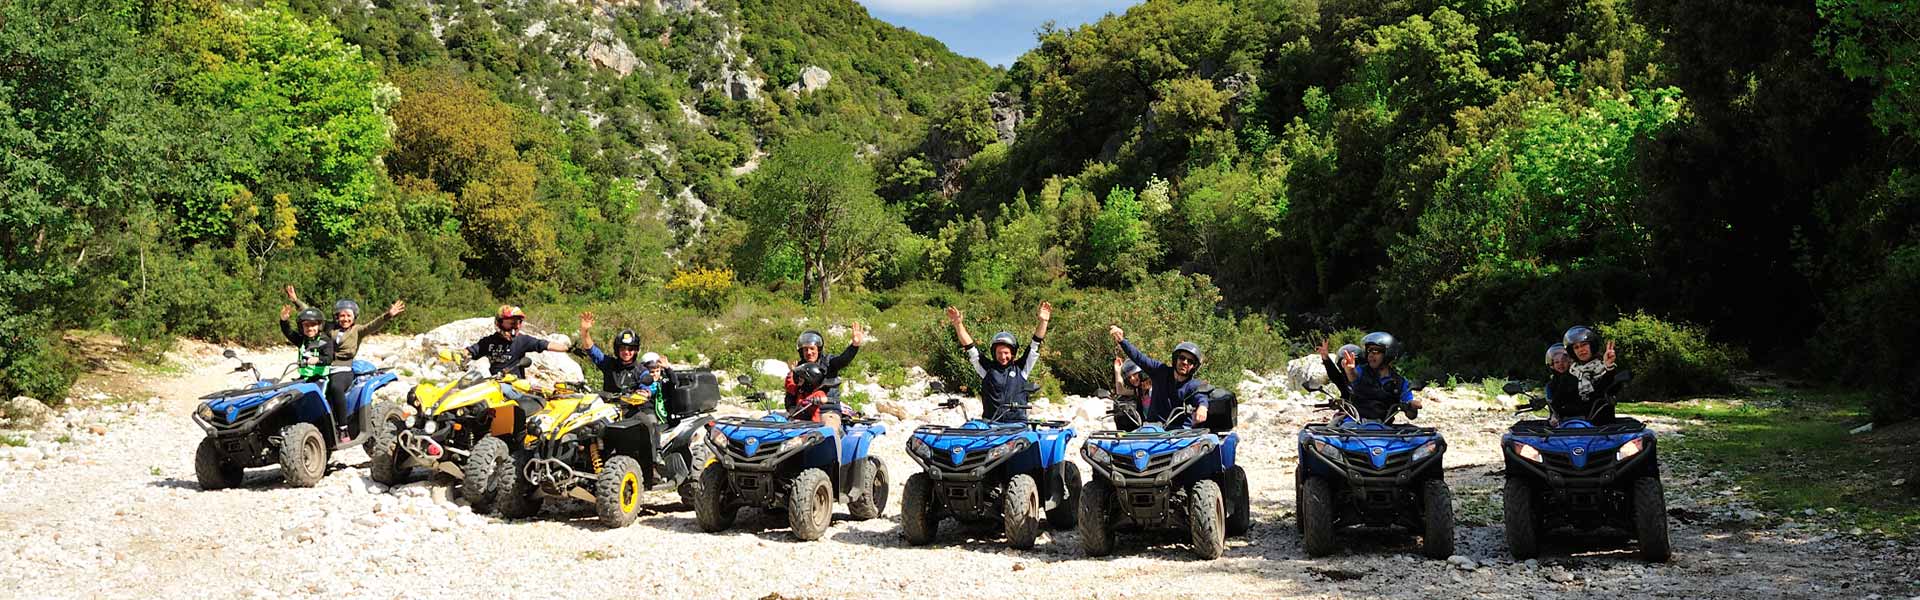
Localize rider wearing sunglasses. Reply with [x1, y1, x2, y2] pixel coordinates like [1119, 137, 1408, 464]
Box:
[1108, 325, 1212, 428]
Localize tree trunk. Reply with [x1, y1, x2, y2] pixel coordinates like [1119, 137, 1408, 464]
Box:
[816, 227, 831, 305]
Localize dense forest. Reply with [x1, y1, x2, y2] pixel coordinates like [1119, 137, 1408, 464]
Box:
[3, 0, 1914, 422]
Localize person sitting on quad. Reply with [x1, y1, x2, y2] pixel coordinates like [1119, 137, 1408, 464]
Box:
[576, 312, 651, 396]
[786, 324, 865, 420]
[1538, 343, 1581, 425]
[1558, 326, 1619, 423]
[1110, 357, 1153, 431]
[284, 285, 406, 442]
[1108, 326, 1212, 428]
[1314, 338, 1363, 400]
[447, 306, 573, 406]
[943, 302, 1052, 423]
[279, 306, 337, 383]
[1345, 332, 1426, 422]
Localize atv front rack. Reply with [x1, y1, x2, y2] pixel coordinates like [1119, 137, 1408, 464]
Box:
[1507, 417, 1647, 437]
[912, 423, 1028, 437]
[1085, 427, 1210, 441]
[1303, 423, 1437, 438]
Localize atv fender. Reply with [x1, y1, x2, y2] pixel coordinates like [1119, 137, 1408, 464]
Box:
[662, 415, 714, 454]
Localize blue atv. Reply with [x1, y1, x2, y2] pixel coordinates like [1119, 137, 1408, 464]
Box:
[1294, 379, 1453, 558]
[1078, 386, 1248, 559]
[694, 374, 890, 541]
[900, 381, 1081, 549]
[191, 349, 400, 489]
[1501, 373, 1669, 562]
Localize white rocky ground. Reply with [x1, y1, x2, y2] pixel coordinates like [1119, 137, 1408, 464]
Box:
[0, 331, 1914, 599]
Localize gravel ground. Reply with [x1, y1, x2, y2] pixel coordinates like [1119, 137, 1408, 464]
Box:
[0, 337, 1915, 599]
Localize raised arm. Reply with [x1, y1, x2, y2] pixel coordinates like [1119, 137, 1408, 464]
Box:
[825, 323, 863, 374]
[361, 299, 404, 336]
[946, 307, 974, 348]
[576, 312, 597, 354]
[278, 306, 300, 344]
[284, 285, 310, 311]
[1115, 331, 1163, 372]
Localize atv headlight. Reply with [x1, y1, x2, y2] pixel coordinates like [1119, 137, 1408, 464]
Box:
[1410, 441, 1440, 462]
[1617, 436, 1646, 460]
[526, 416, 548, 437]
[1172, 441, 1212, 465]
[1513, 442, 1543, 463]
[986, 439, 1029, 463]
[910, 437, 931, 458]
[708, 424, 730, 449]
[1312, 440, 1341, 459]
[780, 432, 821, 453]
[195, 403, 214, 422]
[1082, 445, 1112, 465]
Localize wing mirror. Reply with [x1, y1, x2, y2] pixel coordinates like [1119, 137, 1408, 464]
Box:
[1302, 380, 1323, 392]
[222, 349, 238, 359]
[1502, 381, 1526, 395]
[1409, 380, 1427, 392]
[1613, 369, 1633, 385]
[1094, 388, 1111, 400]
[929, 381, 945, 394]
[737, 373, 753, 386]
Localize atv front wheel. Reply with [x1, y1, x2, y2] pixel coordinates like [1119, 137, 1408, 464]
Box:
[463, 436, 510, 514]
[1077, 476, 1117, 557]
[848, 456, 889, 520]
[1503, 476, 1540, 559]
[1046, 461, 1082, 530]
[1633, 477, 1671, 562]
[694, 463, 736, 532]
[1003, 473, 1042, 550]
[677, 439, 715, 507]
[365, 402, 409, 486]
[495, 449, 541, 519]
[1222, 465, 1251, 537]
[901, 472, 936, 546]
[278, 423, 327, 488]
[194, 437, 243, 490]
[1187, 479, 1227, 559]
[1300, 476, 1337, 557]
[788, 468, 834, 541]
[1420, 479, 1456, 559]
[595, 456, 644, 528]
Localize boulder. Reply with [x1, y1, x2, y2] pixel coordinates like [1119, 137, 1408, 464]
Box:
[3, 396, 51, 428]
[787, 65, 831, 94]
[1284, 354, 1329, 391]
[754, 359, 790, 379]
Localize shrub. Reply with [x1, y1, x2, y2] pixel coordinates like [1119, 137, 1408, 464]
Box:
[1819, 243, 1920, 423]
[1046, 273, 1292, 393]
[665, 268, 737, 314]
[1597, 312, 1743, 400]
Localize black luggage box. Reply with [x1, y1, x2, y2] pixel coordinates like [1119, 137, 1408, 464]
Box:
[1204, 388, 1237, 433]
[667, 369, 721, 415]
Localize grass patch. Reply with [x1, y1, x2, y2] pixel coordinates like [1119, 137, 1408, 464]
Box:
[54, 434, 71, 444]
[0, 435, 24, 447]
[149, 466, 163, 477]
[1621, 387, 1920, 538]
[577, 549, 618, 561]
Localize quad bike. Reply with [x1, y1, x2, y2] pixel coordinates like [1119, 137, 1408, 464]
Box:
[1295, 379, 1452, 558]
[899, 381, 1081, 549]
[364, 354, 554, 513]
[694, 374, 889, 541]
[192, 349, 399, 489]
[1078, 385, 1248, 559]
[1501, 372, 1669, 562]
[495, 369, 722, 526]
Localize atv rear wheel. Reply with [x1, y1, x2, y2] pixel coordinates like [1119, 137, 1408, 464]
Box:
[694, 463, 736, 532]
[1300, 476, 1337, 557]
[595, 456, 644, 528]
[463, 436, 510, 514]
[848, 456, 889, 520]
[1003, 474, 1042, 550]
[1503, 476, 1540, 559]
[1046, 461, 1082, 530]
[1077, 476, 1117, 557]
[1633, 477, 1671, 562]
[1293, 469, 1304, 533]
[1420, 479, 1456, 559]
[1223, 465, 1251, 537]
[676, 438, 715, 508]
[495, 449, 541, 519]
[1187, 479, 1227, 559]
[787, 468, 834, 541]
[901, 472, 936, 546]
[278, 423, 327, 488]
[194, 437, 243, 490]
[365, 402, 409, 486]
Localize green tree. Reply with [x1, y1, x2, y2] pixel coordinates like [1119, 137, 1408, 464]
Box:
[743, 133, 901, 304]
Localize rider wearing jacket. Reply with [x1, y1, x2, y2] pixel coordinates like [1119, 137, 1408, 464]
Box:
[784, 326, 864, 414]
[1348, 332, 1425, 421]
[284, 286, 407, 441]
[460, 305, 573, 379]
[1558, 326, 1619, 423]
[944, 302, 1052, 422]
[1109, 326, 1212, 429]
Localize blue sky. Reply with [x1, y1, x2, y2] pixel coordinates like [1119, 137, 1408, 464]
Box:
[854, 0, 1141, 69]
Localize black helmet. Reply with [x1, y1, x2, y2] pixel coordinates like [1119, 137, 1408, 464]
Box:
[990, 331, 1017, 351]
[1361, 331, 1400, 364]
[1563, 326, 1597, 350]
[614, 329, 641, 351]
[791, 361, 827, 393]
[295, 307, 326, 324]
[796, 330, 824, 352]
[1172, 341, 1203, 367]
[1120, 360, 1143, 379]
[1544, 343, 1568, 366]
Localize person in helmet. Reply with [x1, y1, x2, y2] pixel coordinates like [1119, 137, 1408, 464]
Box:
[1111, 357, 1151, 431]
[1313, 337, 1364, 400]
[944, 302, 1052, 422]
[1107, 326, 1212, 428]
[1540, 343, 1583, 425]
[284, 285, 407, 441]
[1345, 331, 1425, 421]
[455, 305, 573, 379]
[278, 306, 336, 384]
[575, 311, 653, 395]
[785, 323, 866, 413]
[1559, 326, 1619, 422]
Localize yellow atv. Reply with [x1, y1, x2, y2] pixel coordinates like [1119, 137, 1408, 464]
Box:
[494, 370, 723, 526]
[366, 353, 554, 513]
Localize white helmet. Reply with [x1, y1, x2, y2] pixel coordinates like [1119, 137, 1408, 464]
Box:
[640, 352, 662, 367]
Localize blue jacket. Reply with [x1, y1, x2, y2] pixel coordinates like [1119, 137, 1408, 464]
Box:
[1349, 364, 1412, 421]
[1119, 340, 1210, 428]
